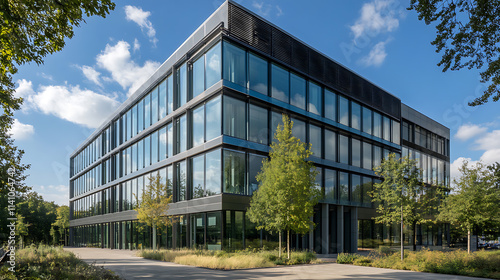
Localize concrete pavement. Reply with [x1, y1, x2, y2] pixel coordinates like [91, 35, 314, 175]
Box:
[64, 247, 490, 280]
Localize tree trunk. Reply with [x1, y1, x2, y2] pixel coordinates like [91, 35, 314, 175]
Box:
[467, 229, 471, 254]
[401, 205, 404, 261]
[287, 230, 290, 259]
[153, 224, 157, 250]
[279, 231, 282, 258]
[413, 222, 417, 251]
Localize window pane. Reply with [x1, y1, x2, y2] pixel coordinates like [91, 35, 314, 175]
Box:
[138, 137, 144, 169]
[193, 56, 205, 98]
[177, 115, 187, 153]
[248, 154, 265, 196]
[248, 53, 268, 95]
[132, 143, 137, 172]
[167, 165, 173, 197]
[167, 75, 173, 114]
[223, 96, 246, 139]
[176, 161, 187, 201]
[152, 87, 158, 124]
[192, 154, 205, 199]
[206, 149, 221, 196]
[223, 150, 245, 194]
[291, 118, 306, 142]
[144, 94, 151, 129]
[325, 89, 336, 121]
[325, 169, 336, 201]
[271, 64, 289, 103]
[351, 175, 361, 204]
[362, 142, 372, 170]
[362, 177, 372, 206]
[159, 126, 167, 161]
[178, 63, 187, 107]
[127, 110, 132, 140]
[351, 102, 361, 130]
[151, 131, 158, 164]
[223, 42, 246, 87]
[271, 111, 284, 142]
[339, 96, 349, 126]
[324, 129, 336, 161]
[392, 120, 400, 145]
[339, 135, 349, 164]
[373, 145, 382, 168]
[167, 123, 173, 157]
[249, 104, 268, 145]
[308, 82, 322, 115]
[339, 172, 349, 203]
[192, 105, 205, 147]
[206, 96, 221, 141]
[362, 107, 372, 135]
[351, 138, 361, 167]
[206, 42, 221, 89]
[132, 105, 137, 136]
[144, 135, 150, 167]
[138, 99, 144, 133]
[159, 79, 167, 119]
[309, 124, 322, 158]
[373, 112, 382, 138]
[290, 73, 306, 110]
[383, 116, 391, 141]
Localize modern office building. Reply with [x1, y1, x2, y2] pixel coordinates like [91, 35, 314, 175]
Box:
[69, 1, 450, 253]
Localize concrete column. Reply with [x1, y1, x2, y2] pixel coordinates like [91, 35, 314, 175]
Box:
[351, 207, 358, 253]
[337, 205, 344, 253]
[321, 204, 329, 254]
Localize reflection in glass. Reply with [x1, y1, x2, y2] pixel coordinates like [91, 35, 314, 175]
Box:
[193, 56, 205, 98]
[144, 135, 150, 167]
[373, 112, 382, 138]
[248, 154, 265, 196]
[362, 142, 372, 170]
[309, 124, 322, 158]
[159, 126, 167, 161]
[167, 166, 173, 197]
[167, 123, 173, 157]
[192, 155, 205, 199]
[351, 138, 361, 167]
[206, 96, 221, 141]
[151, 131, 158, 164]
[152, 87, 158, 124]
[351, 102, 361, 130]
[249, 53, 268, 95]
[324, 129, 336, 161]
[339, 172, 349, 203]
[271, 64, 289, 103]
[290, 73, 306, 110]
[177, 115, 187, 153]
[325, 89, 336, 121]
[339, 96, 349, 126]
[223, 96, 246, 139]
[223, 42, 246, 87]
[167, 75, 173, 114]
[383, 116, 391, 141]
[324, 169, 336, 201]
[144, 94, 151, 129]
[205, 149, 221, 196]
[223, 150, 245, 194]
[362, 177, 372, 206]
[206, 42, 221, 89]
[291, 118, 306, 142]
[271, 111, 284, 142]
[138, 99, 144, 133]
[249, 104, 268, 145]
[373, 145, 382, 168]
[159, 79, 167, 119]
[351, 175, 361, 204]
[192, 105, 205, 147]
[176, 161, 187, 201]
[392, 120, 400, 145]
[339, 135, 349, 164]
[178, 63, 187, 107]
[362, 106, 372, 135]
[308, 82, 322, 115]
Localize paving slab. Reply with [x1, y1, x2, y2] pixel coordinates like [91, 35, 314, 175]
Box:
[64, 247, 490, 280]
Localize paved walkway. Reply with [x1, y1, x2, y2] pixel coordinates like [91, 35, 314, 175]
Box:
[64, 247, 490, 280]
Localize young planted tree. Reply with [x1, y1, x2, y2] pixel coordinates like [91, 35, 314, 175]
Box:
[438, 161, 499, 253]
[51, 206, 70, 245]
[134, 173, 172, 250]
[247, 115, 319, 259]
[371, 154, 436, 260]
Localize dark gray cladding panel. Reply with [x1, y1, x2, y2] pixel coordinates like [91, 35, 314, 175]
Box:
[402, 103, 450, 139]
[227, 2, 401, 120]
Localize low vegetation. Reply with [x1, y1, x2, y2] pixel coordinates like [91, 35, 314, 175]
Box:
[0, 245, 121, 280]
[138, 248, 319, 269]
[337, 249, 500, 279]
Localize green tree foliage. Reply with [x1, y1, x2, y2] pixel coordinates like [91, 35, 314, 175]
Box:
[14, 192, 58, 244]
[15, 213, 29, 248]
[50, 205, 69, 245]
[371, 154, 439, 260]
[134, 174, 173, 250]
[408, 0, 500, 106]
[247, 115, 319, 259]
[0, 0, 116, 194]
[438, 161, 499, 253]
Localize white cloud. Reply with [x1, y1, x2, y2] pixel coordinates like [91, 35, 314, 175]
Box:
[252, 1, 282, 17]
[9, 119, 34, 140]
[28, 84, 120, 128]
[133, 38, 141, 52]
[455, 123, 488, 141]
[124, 5, 158, 45]
[37, 185, 69, 206]
[350, 0, 401, 40]
[360, 41, 387, 67]
[480, 149, 500, 165]
[15, 79, 35, 99]
[276, 5, 283, 17]
[96, 40, 160, 96]
[475, 130, 500, 151]
[79, 65, 102, 87]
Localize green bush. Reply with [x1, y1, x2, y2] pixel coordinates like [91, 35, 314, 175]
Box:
[336, 253, 361, 264]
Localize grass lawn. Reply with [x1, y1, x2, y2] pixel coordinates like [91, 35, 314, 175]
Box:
[138, 248, 320, 269]
[337, 248, 500, 279]
[0, 245, 121, 280]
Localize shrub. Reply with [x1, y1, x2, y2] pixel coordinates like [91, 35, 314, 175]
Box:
[336, 253, 361, 264]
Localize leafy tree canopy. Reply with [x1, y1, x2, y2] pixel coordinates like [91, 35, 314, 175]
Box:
[409, 0, 500, 106]
[135, 174, 173, 231]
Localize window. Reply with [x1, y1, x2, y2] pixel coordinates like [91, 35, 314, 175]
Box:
[176, 161, 187, 201]
[383, 116, 391, 141]
[291, 118, 306, 142]
[248, 53, 268, 95]
[308, 82, 322, 116]
[176, 115, 187, 154]
[178, 63, 187, 107]
[167, 165, 173, 197]
[167, 75, 173, 114]
[362, 177, 372, 206]
[351, 175, 361, 204]
[373, 112, 382, 138]
[362, 142, 372, 170]
[206, 149, 221, 196]
[151, 131, 158, 164]
[223, 42, 246, 87]
[206, 96, 221, 141]
[138, 99, 144, 133]
[151, 87, 158, 124]
[351, 102, 361, 130]
[309, 124, 322, 158]
[131, 143, 137, 172]
[138, 138, 144, 169]
[271, 64, 289, 103]
[324, 169, 336, 201]
[324, 129, 336, 161]
[271, 111, 284, 142]
[339, 134, 349, 164]
[362, 107, 372, 135]
[159, 126, 167, 161]
[248, 154, 265, 196]
[159, 79, 167, 119]
[144, 135, 151, 167]
[351, 138, 361, 167]
[373, 145, 382, 167]
[339, 96, 349, 126]
[249, 104, 268, 145]
[193, 56, 205, 98]
[192, 105, 205, 147]
[205, 42, 221, 89]
[167, 123, 173, 157]
[127, 109, 132, 140]
[324, 89, 336, 121]
[392, 120, 400, 145]
[132, 105, 137, 136]
[144, 94, 151, 129]
[223, 96, 246, 139]
[223, 150, 245, 194]
[290, 73, 306, 110]
[339, 172, 349, 203]
[191, 154, 205, 199]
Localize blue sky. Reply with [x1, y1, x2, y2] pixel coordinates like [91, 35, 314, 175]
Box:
[10, 0, 500, 206]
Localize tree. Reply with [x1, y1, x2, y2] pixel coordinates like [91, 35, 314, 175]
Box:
[0, 0, 116, 194]
[438, 161, 499, 253]
[51, 206, 69, 245]
[247, 115, 320, 259]
[15, 213, 29, 248]
[16, 192, 58, 244]
[371, 154, 437, 260]
[408, 0, 500, 106]
[134, 174, 173, 250]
